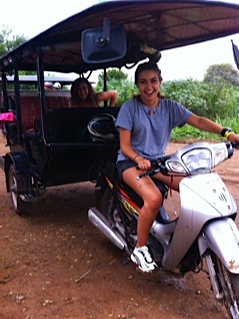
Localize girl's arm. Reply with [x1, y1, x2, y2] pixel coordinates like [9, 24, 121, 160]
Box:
[186, 113, 239, 143]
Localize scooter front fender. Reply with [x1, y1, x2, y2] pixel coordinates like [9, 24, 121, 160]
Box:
[198, 218, 239, 274]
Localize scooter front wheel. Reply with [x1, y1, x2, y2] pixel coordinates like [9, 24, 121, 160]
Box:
[213, 255, 239, 319]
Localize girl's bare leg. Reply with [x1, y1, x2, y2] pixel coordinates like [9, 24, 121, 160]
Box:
[122, 167, 163, 247]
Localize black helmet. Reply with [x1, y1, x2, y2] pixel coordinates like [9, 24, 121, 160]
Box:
[87, 113, 119, 142]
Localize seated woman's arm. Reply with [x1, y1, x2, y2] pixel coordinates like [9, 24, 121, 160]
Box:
[96, 90, 118, 106]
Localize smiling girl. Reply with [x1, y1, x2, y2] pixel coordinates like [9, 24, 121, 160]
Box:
[115, 61, 239, 273]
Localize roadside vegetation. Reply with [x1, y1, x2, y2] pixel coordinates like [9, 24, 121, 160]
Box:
[1, 25, 239, 142]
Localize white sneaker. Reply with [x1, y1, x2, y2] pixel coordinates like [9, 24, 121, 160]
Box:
[131, 246, 158, 273]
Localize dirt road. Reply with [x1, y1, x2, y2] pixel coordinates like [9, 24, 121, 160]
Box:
[0, 136, 238, 319]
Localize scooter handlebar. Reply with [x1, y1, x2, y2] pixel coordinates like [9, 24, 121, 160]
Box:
[228, 141, 239, 158]
[136, 156, 170, 180]
[136, 141, 239, 180]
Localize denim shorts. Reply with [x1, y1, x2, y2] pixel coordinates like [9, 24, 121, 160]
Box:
[117, 159, 167, 196]
[117, 159, 137, 180]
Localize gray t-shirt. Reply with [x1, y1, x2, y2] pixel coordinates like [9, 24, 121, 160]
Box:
[115, 97, 192, 161]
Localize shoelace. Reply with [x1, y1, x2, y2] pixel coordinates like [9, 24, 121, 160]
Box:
[141, 248, 153, 263]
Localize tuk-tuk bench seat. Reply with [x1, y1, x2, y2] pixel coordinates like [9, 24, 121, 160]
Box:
[7, 90, 70, 132]
[21, 95, 70, 132]
[46, 107, 120, 143]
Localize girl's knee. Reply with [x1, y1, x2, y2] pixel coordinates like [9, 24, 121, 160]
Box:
[144, 192, 162, 210]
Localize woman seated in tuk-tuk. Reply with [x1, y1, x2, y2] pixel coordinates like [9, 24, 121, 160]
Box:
[69, 78, 118, 108]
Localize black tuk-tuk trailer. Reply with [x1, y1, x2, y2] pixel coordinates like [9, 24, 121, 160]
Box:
[0, 0, 239, 213]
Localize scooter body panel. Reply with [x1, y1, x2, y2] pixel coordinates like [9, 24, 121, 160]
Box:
[162, 172, 237, 270]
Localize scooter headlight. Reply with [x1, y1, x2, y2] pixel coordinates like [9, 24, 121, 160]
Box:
[182, 148, 212, 174]
[167, 148, 212, 174]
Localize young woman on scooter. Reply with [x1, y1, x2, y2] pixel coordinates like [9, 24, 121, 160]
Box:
[115, 61, 239, 273]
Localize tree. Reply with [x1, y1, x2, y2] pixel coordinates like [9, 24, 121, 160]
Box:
[0, 25, 27, 58]
[95, 68, 137, 105]
[203, 63, 239, 86]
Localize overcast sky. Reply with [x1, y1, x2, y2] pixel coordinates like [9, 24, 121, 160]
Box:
[1, 0, 239, 81]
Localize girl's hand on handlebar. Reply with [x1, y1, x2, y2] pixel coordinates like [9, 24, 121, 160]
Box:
[136, 159, 160, 179]
[135, 156, 151, 171]
[228, 133, 239, 149]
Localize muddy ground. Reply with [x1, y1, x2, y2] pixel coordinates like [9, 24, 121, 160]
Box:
[0, 134, 239, 319]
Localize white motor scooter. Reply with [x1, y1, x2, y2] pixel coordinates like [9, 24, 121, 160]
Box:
[88, 141, 239, 318]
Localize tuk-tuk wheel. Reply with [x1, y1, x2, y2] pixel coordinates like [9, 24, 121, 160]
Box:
[8, 164, 25, 215]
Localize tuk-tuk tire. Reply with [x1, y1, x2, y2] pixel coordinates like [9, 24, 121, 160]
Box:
[8, 164, 26, 215]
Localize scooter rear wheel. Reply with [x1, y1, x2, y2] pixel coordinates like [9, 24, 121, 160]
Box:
[102, 186, 136, 250]
[102, 187, 117, 226]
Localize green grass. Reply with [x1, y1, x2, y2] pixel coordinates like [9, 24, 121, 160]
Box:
[171, 116, 239, 142]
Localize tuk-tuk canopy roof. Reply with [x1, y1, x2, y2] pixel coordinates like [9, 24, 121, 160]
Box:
[1, 0, 239, 74]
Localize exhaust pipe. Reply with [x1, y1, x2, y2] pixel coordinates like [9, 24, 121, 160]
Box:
[88, 207, 127, 250]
